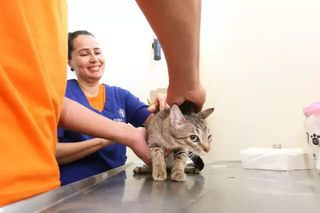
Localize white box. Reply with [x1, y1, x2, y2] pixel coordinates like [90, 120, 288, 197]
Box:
[239, 147, 315, 171]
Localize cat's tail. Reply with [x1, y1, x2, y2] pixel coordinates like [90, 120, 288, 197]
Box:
[188, 151, 204, 171]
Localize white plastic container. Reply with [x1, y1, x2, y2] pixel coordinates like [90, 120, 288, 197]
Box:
[303, 102, 320, 170]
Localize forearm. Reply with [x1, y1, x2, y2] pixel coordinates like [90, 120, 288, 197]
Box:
[58, 97, 133, 147]
[143, 114, 154, 127]
[136, 0, 202, 88]
[56, 138, 105, 165]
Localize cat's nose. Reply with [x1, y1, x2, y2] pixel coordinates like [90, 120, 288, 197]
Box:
[202, 143, 210, 153]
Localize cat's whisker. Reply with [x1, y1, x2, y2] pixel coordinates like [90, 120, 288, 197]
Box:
[189, 152, 195, 158]
[188, 151, 199, 160]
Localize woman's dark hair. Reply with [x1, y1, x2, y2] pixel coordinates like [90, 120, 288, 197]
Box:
[68, 30, 95, 61]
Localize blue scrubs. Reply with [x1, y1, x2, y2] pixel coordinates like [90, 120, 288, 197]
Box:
[57, 79, 151, 186]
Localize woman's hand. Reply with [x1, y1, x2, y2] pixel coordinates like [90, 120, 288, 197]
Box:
[128, 127, 151, 164]
[128, 127, 172, 164]
[147, 93, 170, 113]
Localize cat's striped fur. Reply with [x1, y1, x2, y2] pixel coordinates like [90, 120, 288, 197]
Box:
[133, 104, 214, 181]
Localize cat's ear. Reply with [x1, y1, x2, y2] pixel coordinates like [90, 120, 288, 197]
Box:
[170, 104, 187, 127]
[197, 108, 214, 120]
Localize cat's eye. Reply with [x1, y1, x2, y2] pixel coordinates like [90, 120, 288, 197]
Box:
[189, 135, 199, 142]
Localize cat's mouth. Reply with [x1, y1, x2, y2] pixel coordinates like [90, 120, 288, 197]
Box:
[190, 148, 207, 156]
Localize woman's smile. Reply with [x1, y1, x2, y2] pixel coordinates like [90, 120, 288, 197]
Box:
[87, 65, 101, 72]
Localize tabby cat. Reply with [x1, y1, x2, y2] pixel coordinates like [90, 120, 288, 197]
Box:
[133, 104, 214, 182]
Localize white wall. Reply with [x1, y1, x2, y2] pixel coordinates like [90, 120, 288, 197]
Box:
[67, 0, 320, 162]
[200, 0, 320, 161]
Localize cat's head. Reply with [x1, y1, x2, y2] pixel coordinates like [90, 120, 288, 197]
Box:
[169, 104, 214, 155]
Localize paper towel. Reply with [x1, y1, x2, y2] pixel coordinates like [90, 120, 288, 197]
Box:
[239, 147, 315, 171]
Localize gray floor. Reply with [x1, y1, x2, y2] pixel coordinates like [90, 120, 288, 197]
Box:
[2, 161, 320, 213]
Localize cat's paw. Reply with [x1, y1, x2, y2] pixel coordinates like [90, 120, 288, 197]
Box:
[153, 168, 167, 181]
[133, 165, 151, 174]
[133, 166, 143, 174]
[171, 171, 187, 182]
[185, 167, 200, 174]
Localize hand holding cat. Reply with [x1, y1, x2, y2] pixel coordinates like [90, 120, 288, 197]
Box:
[167, 81, 206, 113]
[128, 127, 152, 164]
[147, 93, 170, 113]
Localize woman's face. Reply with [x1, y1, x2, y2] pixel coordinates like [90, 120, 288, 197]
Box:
[68, 35, 105, 83]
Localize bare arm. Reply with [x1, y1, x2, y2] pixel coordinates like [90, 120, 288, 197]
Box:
[135, 0, 201, 86]
[135, 0, 206, 111]
[58, 97, 150, 163]
[56, 138, 114, 165]
[142, 114, 153, 127]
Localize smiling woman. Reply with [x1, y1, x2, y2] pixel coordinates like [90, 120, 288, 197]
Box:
[68, 31, 105, 86]
[56, 30, 159, 186]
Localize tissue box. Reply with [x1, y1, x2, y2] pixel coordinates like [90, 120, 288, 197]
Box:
[239, 147, 314, 171]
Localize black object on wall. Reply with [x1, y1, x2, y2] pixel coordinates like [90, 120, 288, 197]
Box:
[152, 38, 161, 61]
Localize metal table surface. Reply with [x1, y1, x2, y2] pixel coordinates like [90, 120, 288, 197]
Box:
[1, 161, 320, 213]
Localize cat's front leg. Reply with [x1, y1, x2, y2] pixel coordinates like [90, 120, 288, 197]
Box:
[150, 146, 167, 181]
[171, 148, 188, 182]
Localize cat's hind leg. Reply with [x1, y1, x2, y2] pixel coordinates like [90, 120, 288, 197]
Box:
[184, 165, 200, 174]
[171, 148, 188, 182]
[133, 164, 152, 174]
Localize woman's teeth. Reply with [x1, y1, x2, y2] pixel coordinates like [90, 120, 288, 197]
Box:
[89, 66, 99, 72]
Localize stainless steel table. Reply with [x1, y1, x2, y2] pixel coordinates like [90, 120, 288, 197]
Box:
[1, 161, 320, 213]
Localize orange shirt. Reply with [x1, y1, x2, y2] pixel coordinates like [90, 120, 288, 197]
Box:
[0, 0, 68, 207]
[86, 84, 106, 112]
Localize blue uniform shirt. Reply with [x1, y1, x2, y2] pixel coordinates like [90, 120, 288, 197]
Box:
[57, 79, 151, 186]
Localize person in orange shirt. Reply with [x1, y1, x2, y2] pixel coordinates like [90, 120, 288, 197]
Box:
[0, 0, 206, 207]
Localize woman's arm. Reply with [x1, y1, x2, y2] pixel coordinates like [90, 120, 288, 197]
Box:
[143, 114, 153, 127]
[58, 97, 151, 164]
[56, 138, 114, 165]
